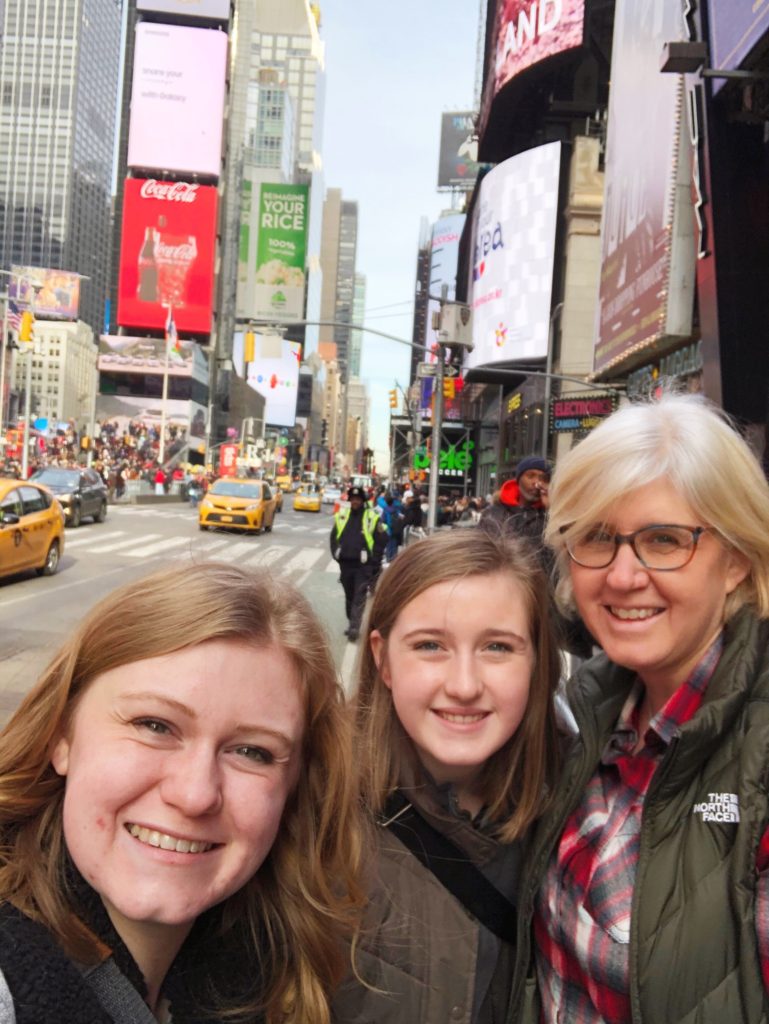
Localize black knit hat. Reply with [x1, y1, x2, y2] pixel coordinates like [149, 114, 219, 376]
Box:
[514, 456, 551, 480]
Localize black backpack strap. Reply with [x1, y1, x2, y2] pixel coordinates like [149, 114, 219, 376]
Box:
[382, 791, 518, 946]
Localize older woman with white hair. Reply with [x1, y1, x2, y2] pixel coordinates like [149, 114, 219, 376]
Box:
[507, 393, 769, 1024]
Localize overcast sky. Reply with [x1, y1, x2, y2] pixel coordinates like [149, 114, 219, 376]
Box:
[318, 1, 481, 468]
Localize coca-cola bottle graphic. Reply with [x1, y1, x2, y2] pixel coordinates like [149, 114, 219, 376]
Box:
[137, 226, 158, 302]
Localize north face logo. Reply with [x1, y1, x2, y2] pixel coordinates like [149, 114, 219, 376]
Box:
[693, 792, 740, 823]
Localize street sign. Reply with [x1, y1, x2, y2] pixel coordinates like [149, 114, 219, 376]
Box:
[417, 362, 437, 378]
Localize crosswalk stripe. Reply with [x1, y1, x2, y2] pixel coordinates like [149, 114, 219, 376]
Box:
[325, 558, 338, 573]
[125, 536, 194, 558]
[65, 530, 125, 548]
[88, 534, 162, 555]
[282, 548, 325, 573]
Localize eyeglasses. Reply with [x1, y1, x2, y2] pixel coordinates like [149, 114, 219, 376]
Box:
[565, 524, 710, 571]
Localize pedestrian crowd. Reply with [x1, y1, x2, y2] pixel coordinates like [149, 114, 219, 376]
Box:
[0, 392, 768, 1024]
[0, 418, 207, 500]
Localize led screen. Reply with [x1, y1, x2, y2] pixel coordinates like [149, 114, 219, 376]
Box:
[464, 142, 560, 369]
[128, 23, 227, 177]
[117, 178, 218, 334]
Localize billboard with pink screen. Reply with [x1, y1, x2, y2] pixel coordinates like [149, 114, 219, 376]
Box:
[493, 0, 585, 95]
[128, 23, 227, 178]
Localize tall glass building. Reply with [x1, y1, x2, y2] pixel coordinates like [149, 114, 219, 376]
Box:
[0, 0, 123, 333]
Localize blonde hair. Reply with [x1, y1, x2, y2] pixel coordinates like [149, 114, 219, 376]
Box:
[0, 561, 364, 1024]
[545, 393, 769, 619]
[354, 530, 561, 842]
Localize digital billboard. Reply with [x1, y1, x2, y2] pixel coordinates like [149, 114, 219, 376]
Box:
[437, 112, 485, 189]
[232, 331, 301, 428]
[117, 178, 218, 334]
[237, 183, 308, 322]
[595, 0, 694, 374]
[464, 142, 560, 370]
[9, 267, 80, 320]
[709, 0, 769, 93]
[137, 0, 230, 20]
[95, 395, 208, 439]
[492, 0, 585, 96]
[127, 23, 227, 177]
[98, 334, 209, 385]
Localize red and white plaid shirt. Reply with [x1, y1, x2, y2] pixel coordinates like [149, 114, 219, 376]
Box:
[534, 635, 769, 1023]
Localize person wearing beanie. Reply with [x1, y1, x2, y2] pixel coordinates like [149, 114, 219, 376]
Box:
[479, 456, 551, 550]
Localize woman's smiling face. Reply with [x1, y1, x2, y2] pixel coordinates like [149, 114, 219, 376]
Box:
[371, 572, 534, 808]
[569, 478, 749, 691]
[51, 638, 304, 948]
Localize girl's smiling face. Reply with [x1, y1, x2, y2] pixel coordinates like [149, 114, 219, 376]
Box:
[51, 638, 304, 952]
[371, 572, 534, 811]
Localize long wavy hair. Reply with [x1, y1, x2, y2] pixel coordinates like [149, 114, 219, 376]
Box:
[354, 529, 561, 841]
[0, 561, 365, 1023]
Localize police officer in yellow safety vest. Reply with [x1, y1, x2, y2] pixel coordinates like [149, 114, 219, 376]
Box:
[330, 485, 388, 642]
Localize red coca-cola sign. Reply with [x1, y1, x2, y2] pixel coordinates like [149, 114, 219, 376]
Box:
[117, 177, 218, 334]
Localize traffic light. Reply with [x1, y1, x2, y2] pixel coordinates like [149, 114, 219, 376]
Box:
[442, 378, 456, 400]
[321, 418, 328, 445]
[389, 389, 398, 409]
[19, 310, 34, 343]
[244, 330, 256, 363]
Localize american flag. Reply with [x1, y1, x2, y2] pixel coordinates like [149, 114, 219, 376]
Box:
[6, 299, 22, 333]
[164, 306, 182, 355]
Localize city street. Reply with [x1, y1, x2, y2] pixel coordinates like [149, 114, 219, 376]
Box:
[0, 500, 357, 723]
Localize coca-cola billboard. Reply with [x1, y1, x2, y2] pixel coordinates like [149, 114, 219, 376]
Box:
[117, 178, 217, 334]
[128, 23, 227, 178]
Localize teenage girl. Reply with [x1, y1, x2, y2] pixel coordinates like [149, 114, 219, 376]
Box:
[333, 528, 561, 1024]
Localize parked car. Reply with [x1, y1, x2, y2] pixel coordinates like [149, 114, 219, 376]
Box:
[293, 483, 322, 513]
[0, 478, 64, 578]
[29, 467, 108, 528]
[199, 478, 277, 534]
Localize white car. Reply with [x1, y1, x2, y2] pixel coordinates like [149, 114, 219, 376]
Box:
[322, 486, 342, 506]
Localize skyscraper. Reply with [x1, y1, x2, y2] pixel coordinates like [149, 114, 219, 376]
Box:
[319, 187, 358, 372]
[0, 0, 124, 332]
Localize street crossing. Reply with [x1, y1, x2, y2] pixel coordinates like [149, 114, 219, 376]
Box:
[61, 514, 339, 580]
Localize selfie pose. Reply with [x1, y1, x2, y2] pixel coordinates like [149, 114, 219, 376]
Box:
[508, 394, 769, 1024]
[0, 562, 364, 1024]
[333, 529, 561, 1024]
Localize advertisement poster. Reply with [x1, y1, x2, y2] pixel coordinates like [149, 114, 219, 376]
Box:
[492, 0, 585, 95]
[595, 0, 693, 374]
[127, 23, 227, 177]
[117, 178, 218, 334]
[98, 335, 209, 385]
[137, 0, 230, 21]
[465, 142, 560, 370]
[95, 394, 207, 439]
[10, 267, 80, 319]
[437, 113, 485, 189]
[232, 331, 300, 428]
[251, 184, 308, 322]
[709, 0, 769, 93]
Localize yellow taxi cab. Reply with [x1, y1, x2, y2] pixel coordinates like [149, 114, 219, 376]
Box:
[293, 483, 322, 512]
[199, 477, 277, 534]
[0, 477, 65, 579]
[264, 478, 283, 513]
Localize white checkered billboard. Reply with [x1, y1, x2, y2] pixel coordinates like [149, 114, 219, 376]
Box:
[464, 142, 560, 369]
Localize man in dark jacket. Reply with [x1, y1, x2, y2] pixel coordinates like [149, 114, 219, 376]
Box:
[330, 486, 388, 641]
[479, 456, 550, 548]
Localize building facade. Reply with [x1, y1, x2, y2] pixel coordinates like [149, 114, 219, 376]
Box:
[0, 0, 123, 334]
[13, 319, 96, 427]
